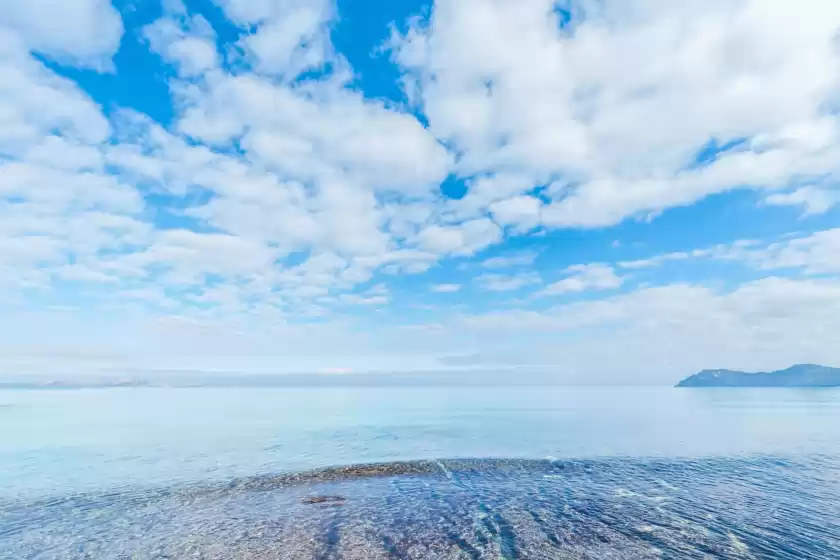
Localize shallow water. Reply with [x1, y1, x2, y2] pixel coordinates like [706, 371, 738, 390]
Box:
[2, 386, 840, 558]
[4, 457, 840, 559]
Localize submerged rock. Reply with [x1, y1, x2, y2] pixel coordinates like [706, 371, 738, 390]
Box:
[301, 495, 346, 505]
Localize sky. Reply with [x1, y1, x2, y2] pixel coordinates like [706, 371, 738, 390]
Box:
[2, 0, 840, 383]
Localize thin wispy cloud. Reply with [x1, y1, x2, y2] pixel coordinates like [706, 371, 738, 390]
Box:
[431, 284, 461, 293]
[538, 265, 623, 297]
[482, 251, 539, 269]
[475, 272, 542, 293]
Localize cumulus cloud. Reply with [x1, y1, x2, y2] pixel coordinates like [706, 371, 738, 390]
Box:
[618, 252, 692, 270]
[392, 0, 840, 227]
[538, 264, 623, 296]
[766, 187, 840, 215]
[431, 284, 461, 293]
[0, 36, 149, 295]
[414, 218, 502, 256]
[214, 0, 333, 76]
[482, 251, 539, 269]
[0, 0, 123, 68]
[174, 73, 452, 195]
[754, 229, 840, 274]
[143, 12, 219, 77]
[0, 0, 455, 320]
[488, 196, 542, 231]
[475, 272, 541, 292]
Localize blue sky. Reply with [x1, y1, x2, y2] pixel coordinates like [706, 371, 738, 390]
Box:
[2, 0, 840, 382]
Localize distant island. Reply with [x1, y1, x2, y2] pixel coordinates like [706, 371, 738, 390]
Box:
[676, 364, 840, 388]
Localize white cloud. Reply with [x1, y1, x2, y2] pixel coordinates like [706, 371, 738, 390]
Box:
[243, 7, 330, 75]
[755, 229, 840, 274]
[475, 272, 541, 292]
[616, 228, 840, 275]
[414, 225, 464, 254]
[0, 0, 123, 68]
[482, 251, 538, 269]
[175, 73, 452, 195]
[67, 16, 457, 315]
[539, 263, 624, 296]
[0, 16, 451, 319]
[210, 0, 340, 77]
[766, 187, 840, 215]
[7, 273, 840, 381]
[4, 0, 840, 379]
[144, 14, 219, 77]
[366, 283, 389, 296]
[431, 283, 461, 293]
[212, 0, 333, 76]
[119, 229, 279, 282]
[336, 283, 391, 306]
[338, 294, 390, 306]
[444, 174, 534, 222]
[357, 249, 438, 277]
[0, 308, 454, 376]
[415, 218, 502, 256]
[56, 263, 120, 284]
[456, 276, 840, 382]
[392, 0, 840, 228]
[0, 39, 111, 151]
[0, 39, 154, 296]
[619, 252, 691, 270]
[488, 195, 542, 230]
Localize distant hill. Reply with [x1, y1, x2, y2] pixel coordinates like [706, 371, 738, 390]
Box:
[0, 378, 154, 390]
[676, 364, 840, 388]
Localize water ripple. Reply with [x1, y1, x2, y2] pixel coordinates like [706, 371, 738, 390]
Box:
[1, 455, 839, 559]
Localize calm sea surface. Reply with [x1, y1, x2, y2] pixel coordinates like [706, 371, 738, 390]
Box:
[2, 386, 840, 558]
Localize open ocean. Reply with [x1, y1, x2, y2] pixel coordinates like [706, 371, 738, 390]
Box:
[2, 386, 840, 558]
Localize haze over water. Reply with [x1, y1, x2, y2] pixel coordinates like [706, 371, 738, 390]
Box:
[2, 385, 840, 558]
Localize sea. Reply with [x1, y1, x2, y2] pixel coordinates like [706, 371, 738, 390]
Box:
[1, 385, 840, 559]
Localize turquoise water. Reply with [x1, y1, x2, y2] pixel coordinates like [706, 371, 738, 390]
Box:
[2, 386, 840, 558]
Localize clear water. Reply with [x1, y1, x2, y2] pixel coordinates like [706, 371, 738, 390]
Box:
[2, 386, 840, 558]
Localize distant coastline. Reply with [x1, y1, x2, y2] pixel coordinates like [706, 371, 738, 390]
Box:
[0, 369, 579, 389]
[676, 364, 840, 388]
[5, 365, 840, 389]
